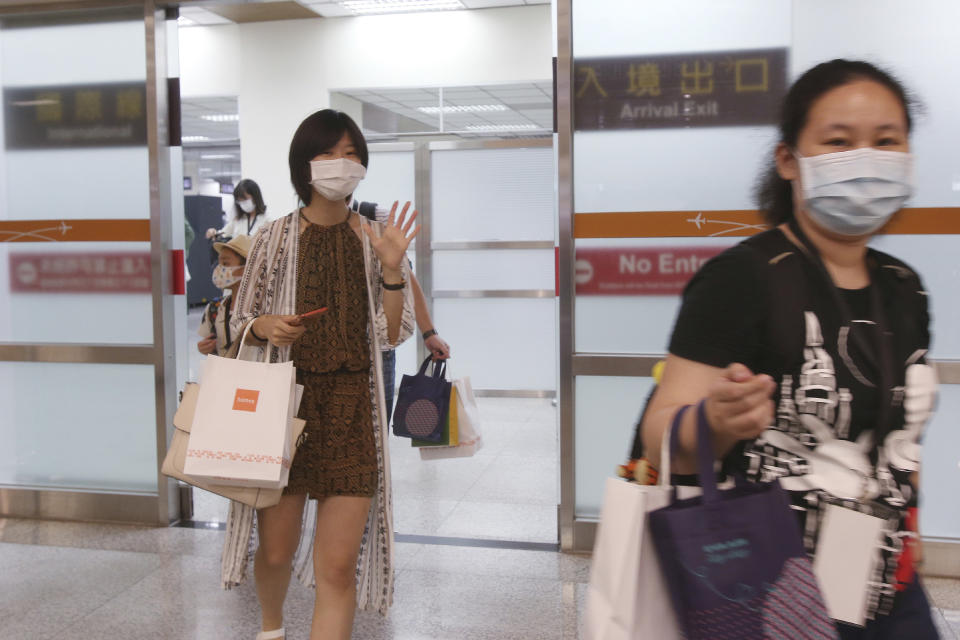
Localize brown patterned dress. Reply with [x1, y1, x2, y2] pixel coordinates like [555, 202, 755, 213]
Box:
[285, 210, 377, 498]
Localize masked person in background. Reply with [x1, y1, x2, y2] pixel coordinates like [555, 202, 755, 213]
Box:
[206, 178, 269, 240]
[197, 234, 251, 358]
[225, 109, 417, 640]
[641, 60, 938, 638]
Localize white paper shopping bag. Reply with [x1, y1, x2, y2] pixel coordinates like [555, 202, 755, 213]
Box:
[585, 410, 697, 640]
[418, 375, 484, 460]
[585, 478, 682, 640]
[813, 504, 886, 626]
[183, 353, 297, 488]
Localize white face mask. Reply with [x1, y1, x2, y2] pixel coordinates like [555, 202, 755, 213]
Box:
[796, 147, 914, 237]
[309, 158, 366, 202]
[237, 199, 255, 214]
[212, 264, 242, 289]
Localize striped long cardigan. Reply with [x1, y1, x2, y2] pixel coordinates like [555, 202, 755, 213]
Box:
[221, 211, 415, 615]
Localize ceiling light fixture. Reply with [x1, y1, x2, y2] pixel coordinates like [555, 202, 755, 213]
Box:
[201, 154, 235, 160]
[340, 0, 465, 16]
[182, 135, 210, 143]
[464, 124, 541, 132]
[200, 114, 240, 122]
[417, 104, 507, 114]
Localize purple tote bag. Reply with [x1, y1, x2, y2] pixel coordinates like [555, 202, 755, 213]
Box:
[648, 401, 837, 640]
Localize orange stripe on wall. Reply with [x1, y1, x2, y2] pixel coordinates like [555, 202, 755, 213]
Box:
[0, 219, 151, 243]
[574, 208, 960, 239]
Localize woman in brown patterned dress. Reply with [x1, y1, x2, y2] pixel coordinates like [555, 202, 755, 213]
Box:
[238, 110, 417, 640]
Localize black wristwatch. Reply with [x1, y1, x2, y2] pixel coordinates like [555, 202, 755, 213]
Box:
[422, 329, 438, 340]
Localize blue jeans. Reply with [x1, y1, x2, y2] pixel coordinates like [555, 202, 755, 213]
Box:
[836, 579, 940, 639]
[381, 348, 396, 422]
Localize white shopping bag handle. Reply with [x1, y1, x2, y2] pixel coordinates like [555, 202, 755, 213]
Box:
[236, 320, 268, 363]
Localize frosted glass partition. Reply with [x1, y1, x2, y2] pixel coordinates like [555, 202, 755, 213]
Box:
[5, 148, 150, 220]
[574, 128, 777, 214]
[569, 0, 960, 537]
[432, 147, 554, 242]
[575, 237, 737, 353]
[357, 150, 415, 211]
[433, 249, 555, 291]
[0, 15, 164, 501]
[0, 20, 146, 86]
[0, 362, 158, 492]
[790, 1, 960, 211]
[0, 18, 153, 345]
[1, 19, 150, 220]
[575, 376, 656, 518]
[572, 0, 787, 216]
[359, 149, 418, 377]
[920, 384, 960, 538]
[573, 0, 791, 59]
[871, 235, 960, 358]
[0, 242, 153, 343]
[392, 244, 418, 386]
[433, 297, 556, 391]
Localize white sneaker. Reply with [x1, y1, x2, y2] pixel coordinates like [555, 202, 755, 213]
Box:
[256, 629, 284, 640]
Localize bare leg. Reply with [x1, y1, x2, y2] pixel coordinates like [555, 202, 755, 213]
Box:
[309, 496, 372, 640]
[255, 493, 307, 633]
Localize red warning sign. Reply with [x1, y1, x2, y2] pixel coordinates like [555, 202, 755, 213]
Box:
[10, 252, 152, 293]
[575, 247, 723, 295]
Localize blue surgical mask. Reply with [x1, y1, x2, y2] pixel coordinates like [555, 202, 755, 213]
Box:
[796, 148, 914, 236]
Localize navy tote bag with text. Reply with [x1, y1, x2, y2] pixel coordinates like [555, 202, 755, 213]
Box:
[648, 401, 837, 640]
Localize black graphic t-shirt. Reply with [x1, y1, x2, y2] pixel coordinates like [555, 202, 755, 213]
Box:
[668, 228, 935, 618]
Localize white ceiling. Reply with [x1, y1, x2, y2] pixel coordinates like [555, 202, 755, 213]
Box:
[181, 97, 241, 183]
[304, 0, 547, 17]
[181, 96, 240, 142]
[338, 82, 553, 137]
[178, 0, 547, 25]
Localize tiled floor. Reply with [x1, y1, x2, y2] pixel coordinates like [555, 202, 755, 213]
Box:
[186, 307, 560, 544]
[0, 519, 587, 640]
[2, 518, 960, 639]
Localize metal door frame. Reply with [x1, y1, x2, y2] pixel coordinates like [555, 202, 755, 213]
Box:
[373, 137, 556, 398]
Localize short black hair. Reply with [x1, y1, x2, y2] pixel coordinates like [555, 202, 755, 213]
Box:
[288, 109, 368, 206]
[232, 178, 267, 218]
[755, 59, 916, 226]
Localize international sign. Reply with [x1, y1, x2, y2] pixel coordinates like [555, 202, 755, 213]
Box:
[575, 247, 725, 295]
[4, 82, 148, 149]
[574, 48, 787, 131]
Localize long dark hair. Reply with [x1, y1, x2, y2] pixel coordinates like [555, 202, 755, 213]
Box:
[755, 59, 915, 226]
[233, 179, 267, 219]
